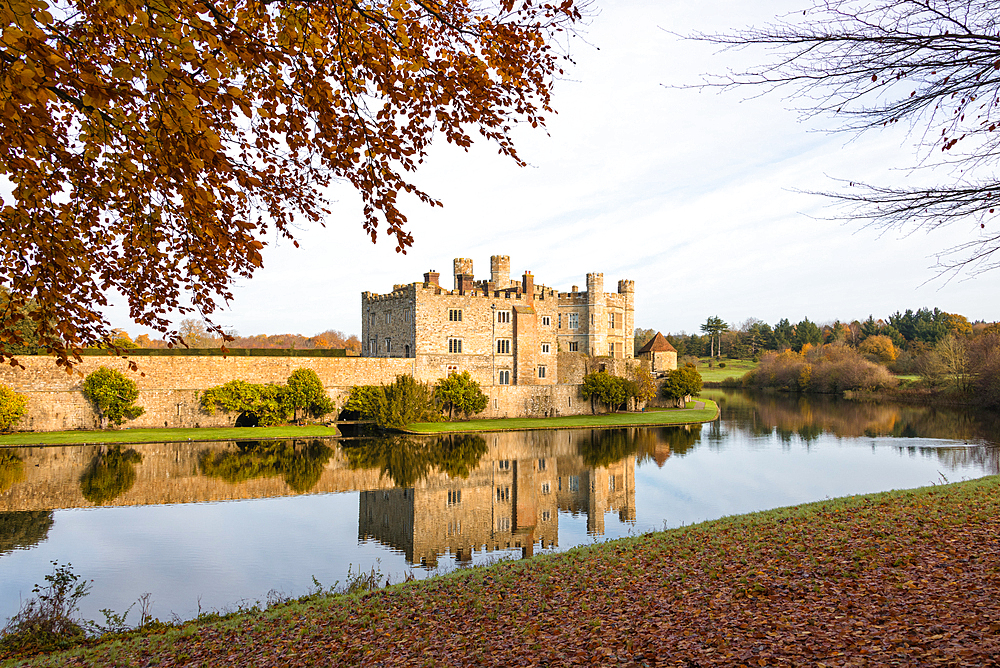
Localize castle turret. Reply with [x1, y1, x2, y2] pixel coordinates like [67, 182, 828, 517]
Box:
[453, 257, 474, 292]
[586, 272, 603, 299]
[491, 255, 510, 289]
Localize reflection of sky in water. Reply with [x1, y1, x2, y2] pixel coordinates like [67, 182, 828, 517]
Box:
[1, 410, 997, 625]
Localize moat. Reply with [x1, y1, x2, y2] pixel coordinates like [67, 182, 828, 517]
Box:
[1, 389, 998, 625]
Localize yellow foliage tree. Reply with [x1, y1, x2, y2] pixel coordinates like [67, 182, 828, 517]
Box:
[859, 335, 899, 365]
[0, 0, 583, 369]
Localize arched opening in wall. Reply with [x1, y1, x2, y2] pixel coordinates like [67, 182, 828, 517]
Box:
[234, 412, 259, 428]
[405, 344, 410, 358]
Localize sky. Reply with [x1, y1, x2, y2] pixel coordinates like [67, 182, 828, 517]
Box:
[112, 0, 1000, 339]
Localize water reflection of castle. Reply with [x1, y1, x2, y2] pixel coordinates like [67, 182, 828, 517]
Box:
[359, 432, 636, 568]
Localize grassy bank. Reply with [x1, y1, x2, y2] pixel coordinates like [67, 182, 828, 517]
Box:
[0, 425, 341, 447]
[7, 475, 998, 666]
[405, 401, 718, 434]
[695, 357, 758, 383]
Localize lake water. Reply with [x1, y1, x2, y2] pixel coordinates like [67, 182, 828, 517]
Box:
[1, 390, 997, 625]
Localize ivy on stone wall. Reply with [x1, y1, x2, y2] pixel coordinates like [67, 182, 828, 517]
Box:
[200, 368, 335, 427]
[0, 385, 27, 432]
[82, 366, 144, 428]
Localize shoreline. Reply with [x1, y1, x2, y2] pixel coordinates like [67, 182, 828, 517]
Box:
[0, 402, 720, 446]
[401, 401, 720, 434]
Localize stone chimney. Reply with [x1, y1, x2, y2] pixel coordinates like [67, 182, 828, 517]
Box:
[522, 271, 534, 300]
[453, 258, 474, 291]
[423, 270, 440, 287]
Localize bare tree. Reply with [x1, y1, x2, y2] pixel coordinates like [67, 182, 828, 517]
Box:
[691, 0, 1000, 276]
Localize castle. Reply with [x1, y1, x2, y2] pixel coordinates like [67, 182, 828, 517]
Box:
[361, 255, 636, 387]
[2, 256, 657, 431]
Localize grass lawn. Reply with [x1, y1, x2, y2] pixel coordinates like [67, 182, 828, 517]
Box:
[405, 400, 718, 433]
[9, 475, 999, 665]
[0, 425, 342, 447]
[694, 357, 758, 382]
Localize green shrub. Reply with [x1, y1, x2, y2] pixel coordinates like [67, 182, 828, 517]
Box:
[434, 372, 488, 420]
[201, 368, 335, 426]
[82, 367, 144, 428]
[0, 562, 90, 657]
[661, 364, 703, 402]
[581, 371, 629, 413]
[0, 385, 27, 432]
[344, 375, 441, 430]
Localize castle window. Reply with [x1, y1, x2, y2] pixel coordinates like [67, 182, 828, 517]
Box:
[542, 316, 551, 326]
[496, 339, 511, 354]
[385, 337, 391, 353]
[446, 364, 458, 375]
[609, 312, 617, 328]
[448, 338, 463, 353]
[609, 475, 616, 491]
[496, 486, 510, 502]
[369, 338, 377, 353]
[558, 314, 562, 328]
[537, 365, 546, 379]
[448, 490, 461, 506]
[448, 309, 463, 322]
[541, 481, 550, 494]
[498, 370, 510, 385]
[568, 341, 578, 352]
[369, 313, 375, 327]
[569, 476, 580, 492]
[386, 312, 391, 325]
[498, 459, 510, 470]
[542, 510, 551, 522]
[591, 314, 595, 326]
[497, 310, 511, 324]
[404, 309, 411, 323]
[405, 344, 410, 357]
[609, 342, 616, 357]
[541, 342, 550, 354]
[568, 313, 579, 329]
[538, 458, 546, 471]
[497, 517, 511, 532]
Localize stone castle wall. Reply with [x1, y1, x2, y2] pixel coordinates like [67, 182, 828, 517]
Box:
[1, 353, 643, 431]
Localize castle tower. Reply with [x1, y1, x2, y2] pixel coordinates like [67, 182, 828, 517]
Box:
[586, 273, 605, 356]
[490, 255, 510, 288]
[618, 279, 635, 357]
[453, 257, 474, 292]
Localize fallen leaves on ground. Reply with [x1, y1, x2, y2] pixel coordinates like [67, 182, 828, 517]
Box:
[15, 476, 1000, 667]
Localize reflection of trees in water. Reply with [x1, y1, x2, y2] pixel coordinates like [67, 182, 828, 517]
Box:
[80, 446, 143, 505]
[900, 445, 1000, 475]
[0, 510, 54, 554]
[708, 389, 1000, 471]
[573, 426, 704, 469]
[343, 434, 487, 488]
[577, 429, 637, 468]
[198, 440, 334, 493]
[711, 389, 1000, 443]
[0, 450, 25, 493]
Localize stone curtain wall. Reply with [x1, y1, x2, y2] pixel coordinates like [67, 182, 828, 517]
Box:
[0, 353, 645, 432]
[0, 355, 417, 431]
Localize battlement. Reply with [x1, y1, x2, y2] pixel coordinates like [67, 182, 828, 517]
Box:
[362, 255, 637, 370]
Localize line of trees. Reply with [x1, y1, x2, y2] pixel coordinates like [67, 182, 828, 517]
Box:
[638, 308, 991, 367]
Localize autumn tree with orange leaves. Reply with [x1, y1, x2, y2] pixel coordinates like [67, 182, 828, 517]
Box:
[0, 0, 583, 369]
